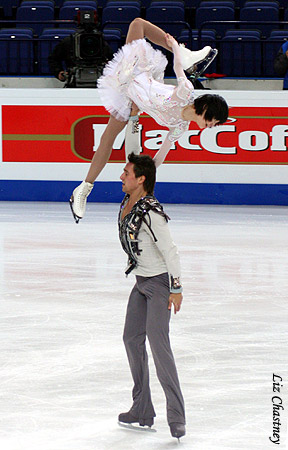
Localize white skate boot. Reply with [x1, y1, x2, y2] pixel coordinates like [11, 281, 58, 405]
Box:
[179, 44, 217, 74]
[69, 181, 94, 223]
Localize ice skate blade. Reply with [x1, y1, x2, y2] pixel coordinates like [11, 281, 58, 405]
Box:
[69, 197, 81, 224]
[187, 48, 218, 76]
[173, 435, 184, 442]
[118, 421, 157, 433]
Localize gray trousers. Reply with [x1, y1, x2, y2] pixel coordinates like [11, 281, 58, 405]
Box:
[123, 272, 185, 425]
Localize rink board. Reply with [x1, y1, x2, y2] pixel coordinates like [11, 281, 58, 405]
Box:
[0, 88, 287, 204]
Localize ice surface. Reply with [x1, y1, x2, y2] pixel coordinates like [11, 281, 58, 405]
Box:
[0, 202, 287, 450]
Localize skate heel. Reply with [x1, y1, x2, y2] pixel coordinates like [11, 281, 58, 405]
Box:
[118, 411, 154, 428]
[69, 196, 80, 224]
[169, 422, 186, 439]
[190, 48, 218, 78]
[139, 418, 154, 427]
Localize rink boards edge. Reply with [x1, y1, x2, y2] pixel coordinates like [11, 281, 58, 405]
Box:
[0, 180, 287, 205]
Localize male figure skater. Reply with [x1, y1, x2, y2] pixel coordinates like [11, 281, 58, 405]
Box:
[118, 152, 185, 440]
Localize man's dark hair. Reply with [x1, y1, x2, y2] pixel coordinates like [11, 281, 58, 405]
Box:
[194, 94, 229, 124]
[128, 152, 156, 195]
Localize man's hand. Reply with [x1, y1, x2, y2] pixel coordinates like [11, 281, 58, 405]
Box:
[130, 101, 140, 116]
[168, 292, 183, 314]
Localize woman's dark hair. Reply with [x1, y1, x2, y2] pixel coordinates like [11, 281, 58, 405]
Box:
[128, 152, 156, 195]
[194, 94, 229, 124]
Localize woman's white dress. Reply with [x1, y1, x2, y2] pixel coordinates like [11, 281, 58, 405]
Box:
[97, 39, 195, 145]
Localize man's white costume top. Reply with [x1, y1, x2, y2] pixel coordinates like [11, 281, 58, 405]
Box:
[118, 195, 182, 293]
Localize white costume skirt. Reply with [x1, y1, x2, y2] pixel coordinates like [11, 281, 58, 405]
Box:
[97, 39, 168, 122]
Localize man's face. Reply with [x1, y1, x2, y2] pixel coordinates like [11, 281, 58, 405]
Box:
[120, 162, 139, 194]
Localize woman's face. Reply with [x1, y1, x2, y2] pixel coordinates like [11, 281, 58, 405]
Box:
[183, 105, 220, 128]
[196, 112, 219, 129]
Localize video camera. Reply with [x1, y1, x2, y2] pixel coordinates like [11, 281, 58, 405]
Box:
[66, 10, 106, 88]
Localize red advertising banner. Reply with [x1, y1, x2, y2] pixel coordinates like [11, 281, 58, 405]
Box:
[2, 105, 288, 164]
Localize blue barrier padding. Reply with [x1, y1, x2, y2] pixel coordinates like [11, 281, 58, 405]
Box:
[0, 180, 288, 205]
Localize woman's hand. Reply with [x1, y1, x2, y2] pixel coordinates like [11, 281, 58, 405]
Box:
[165, 33, 178, 50]
[166, 33, 186, 80]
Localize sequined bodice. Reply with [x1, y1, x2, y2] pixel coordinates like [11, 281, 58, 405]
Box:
[128, 73, 194, 142]
[148, 77, 193, 125]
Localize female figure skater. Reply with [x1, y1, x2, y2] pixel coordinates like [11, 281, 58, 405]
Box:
[70, 18, 228, 223]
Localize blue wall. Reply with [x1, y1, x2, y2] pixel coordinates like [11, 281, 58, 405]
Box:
[1, 180, 288, 205]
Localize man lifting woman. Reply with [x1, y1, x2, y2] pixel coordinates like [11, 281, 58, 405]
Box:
[70, 18, 228, 223]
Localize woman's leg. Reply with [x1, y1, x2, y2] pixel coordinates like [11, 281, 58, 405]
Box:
[85, 116, 127, 183]
[84, 19, 169, 183]
[70, 116, 126, 222]
[84, 19, 169, 184]
[126, 18, 171, 51]
[125, 18, 213, 75]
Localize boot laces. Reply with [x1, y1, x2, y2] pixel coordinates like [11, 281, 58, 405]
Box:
[132, 118, 139, 133]
[76, 185, 91, 210]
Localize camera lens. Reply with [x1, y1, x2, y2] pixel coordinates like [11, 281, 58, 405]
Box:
[80, 34, 101, 58]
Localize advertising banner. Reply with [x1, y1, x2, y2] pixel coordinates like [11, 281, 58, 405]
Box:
[2, 105, 288, 165]
[0, 88, 287, 204]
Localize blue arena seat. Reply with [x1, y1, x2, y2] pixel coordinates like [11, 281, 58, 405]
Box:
[263, 31, 288, 76]
[224, 29, 261, 37]
[101, 4, 140, 35]
[106, 0, 140, 7]
[270, 30, 288, 37]
[146, 4, 185, 37]
[1, 0, 21, 18]
[149, 0, 184, 7]
[195, 5, 235, 38]
[239, 5, 279, 38]
[20, 0, 55, 7]
[284, 8, 288, 29]
[16, 4, 55, 36]
[220, 30, 262, 76]
[103, 28, 122, 53]
[178, 29, 216, 50]
[0, 29, 34, 74]
[39, 26, 75, 35]
[229, 0, 282, 11]
[243, 0, 279, 6]
[0, 27, 34, 37]
[199, 1, 235, 8]
[39, 26, 76, 34]
[62, 0, 98, 7]
[38, 27, 75, 74]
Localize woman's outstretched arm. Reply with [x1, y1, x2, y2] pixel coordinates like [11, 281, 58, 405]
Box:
[165, 34, 186, 80]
